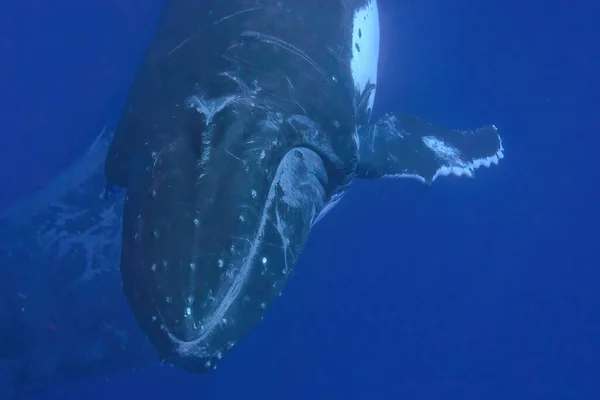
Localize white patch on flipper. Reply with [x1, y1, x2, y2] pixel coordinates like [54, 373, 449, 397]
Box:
[422, 127, 505, 182]
[383, 173, 427, 184]
[351, 0, 380, 110]
[381, 113, 403, 138]
[422, 136, 463, 164]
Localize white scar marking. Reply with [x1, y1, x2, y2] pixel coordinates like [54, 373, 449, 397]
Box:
[186, 95, 238, 127]
[168, 7, 262, 55]
[241, 31, 326, 78]
[186, 94, 239, 170]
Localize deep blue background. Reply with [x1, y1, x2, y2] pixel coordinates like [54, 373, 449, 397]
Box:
[1, 0, 599, 398]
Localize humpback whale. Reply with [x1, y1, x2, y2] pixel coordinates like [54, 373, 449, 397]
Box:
[0, 0, 504, 389]
[104, 0, 504, 373]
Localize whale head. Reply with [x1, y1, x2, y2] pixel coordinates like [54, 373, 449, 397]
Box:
[105, 0, 382, 372]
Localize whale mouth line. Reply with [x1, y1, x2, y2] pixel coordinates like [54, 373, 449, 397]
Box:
[156, 150, 297, 360]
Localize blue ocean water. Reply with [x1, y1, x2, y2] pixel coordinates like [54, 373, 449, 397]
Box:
[1, 0, 598, 399]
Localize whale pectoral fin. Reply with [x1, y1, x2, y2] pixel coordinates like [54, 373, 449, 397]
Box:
[0, 127, 123, 256]
[357, 112, 504, 183]
[0, 125, 124, 307]
[0, 127, 132, 384]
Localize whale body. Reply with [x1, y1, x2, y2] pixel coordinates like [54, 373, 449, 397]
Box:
[105, 0, 504, 372]
[0, 0, 504, 388]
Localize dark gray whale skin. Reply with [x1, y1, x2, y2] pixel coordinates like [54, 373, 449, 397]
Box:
[105, 0, 504, 373]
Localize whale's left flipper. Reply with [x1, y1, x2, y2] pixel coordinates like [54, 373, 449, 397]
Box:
[357, 112, 504, 183]
[0, 127, 152, 391]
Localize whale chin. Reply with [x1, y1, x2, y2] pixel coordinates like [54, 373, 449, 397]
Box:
[118, 138, 329, 371]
